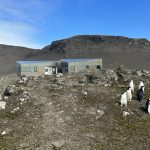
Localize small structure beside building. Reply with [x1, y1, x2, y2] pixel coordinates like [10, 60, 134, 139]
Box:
[16, 58, 102, 77]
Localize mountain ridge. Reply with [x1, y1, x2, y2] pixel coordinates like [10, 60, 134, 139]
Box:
[1, 35, 150, 74]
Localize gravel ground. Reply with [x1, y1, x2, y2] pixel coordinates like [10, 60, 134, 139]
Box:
[0, 72, 150, 150]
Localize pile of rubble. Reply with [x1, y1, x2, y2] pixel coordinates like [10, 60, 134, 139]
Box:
[77, 66, 150, 87]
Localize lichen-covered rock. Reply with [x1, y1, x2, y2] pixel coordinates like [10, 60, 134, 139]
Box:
[4, 86, 15, 96]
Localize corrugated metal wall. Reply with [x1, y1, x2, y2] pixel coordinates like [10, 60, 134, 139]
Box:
[17, 61, 60, 77]
[16, 59, 102, 76]
[68, 59, 102, 73]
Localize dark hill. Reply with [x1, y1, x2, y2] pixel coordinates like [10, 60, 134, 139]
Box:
[36, 35, 150, 69]
[0, 44, 38, 75]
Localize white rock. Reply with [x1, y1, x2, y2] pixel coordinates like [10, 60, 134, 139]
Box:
[96, 110, 105, 119]
[1, 128, 12, 135]
[11, 107, 20, 113]
[18, 79, 24, 84]
[123, 111, 130, 117]
[1, 131, 6, 135]
[22, 77, 28, 82]
[104, 84, 109, 87]
[56, 73, 63, 77]
[136, 71, 142, 76]
[82, 91, 88, 95]
[23, 91, 29, 95]
[51, 140, 66, 149]
[19, 98, 26, 102]
[0, 101, 6, 110]
[4, 96, 8, 100]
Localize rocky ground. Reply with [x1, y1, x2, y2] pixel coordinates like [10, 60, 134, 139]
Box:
[0, 67, 150, 150]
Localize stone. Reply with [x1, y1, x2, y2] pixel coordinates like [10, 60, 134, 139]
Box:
[0, 101, 6, 110]
[82, 91, 88, 95]
[23, 91, 29, 96]
[56, 73, 63, 77]
[22, 77, 28, 82]
[11, 107, 20, 113]
[4, 86, 15, 96]
[51, 140, 66, 149]
[19, 98, 26, 102]
[18, 79, 24, 84]
[79, 76, 87, 83]
[1, 128, 12, 135]
[117, 72, 129, 82]
[3, 96, 8, 100]
[51, 84, 59, 88]
[104, 84, 110, 87]
[123, 111, 130, 117]
[142, 70, 149, 74]
[96, 110, 105, 119]
[136, 71, 142, 77]
[97, 109, 105, 116]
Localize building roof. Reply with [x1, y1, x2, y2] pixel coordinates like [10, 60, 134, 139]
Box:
[61, 58, 100, 63]
[16, 61, 51, 64]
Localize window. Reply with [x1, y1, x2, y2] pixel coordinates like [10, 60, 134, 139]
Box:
[45, 69, 48, 72]
[70, 66, 75, 72]
[96, 65, 101, 69]
[34, 66, 37, 72]
[86, 65, 90, 69]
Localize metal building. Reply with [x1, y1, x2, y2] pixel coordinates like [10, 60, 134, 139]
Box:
[61, 58, 102, 74]
[16, 58, 102, 76]
[16, 61, 60, 77]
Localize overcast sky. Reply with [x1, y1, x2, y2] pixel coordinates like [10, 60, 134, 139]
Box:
[0, 0, 149, 49]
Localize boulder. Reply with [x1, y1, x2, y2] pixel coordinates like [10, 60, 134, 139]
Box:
[19, 97, 26, 102]
[123, 111, 130, 117]
[1, 128, 12, 135]
[18, 79, 24, 84]
[4, 86, 15, 96]
[56, 73, 63, 77]
[51, 140, 66, 149]
[22, 77, 28, 82]
[79, 75, 87, 83]
[142, 70, 149, 74]
[11, 107, 20, 113]
[136, 71, 142, 77]
[3, 96, 8, 100]
[0, 101, 6, 110]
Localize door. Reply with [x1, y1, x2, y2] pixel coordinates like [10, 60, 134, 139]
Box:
[45, 67, 53, 75]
